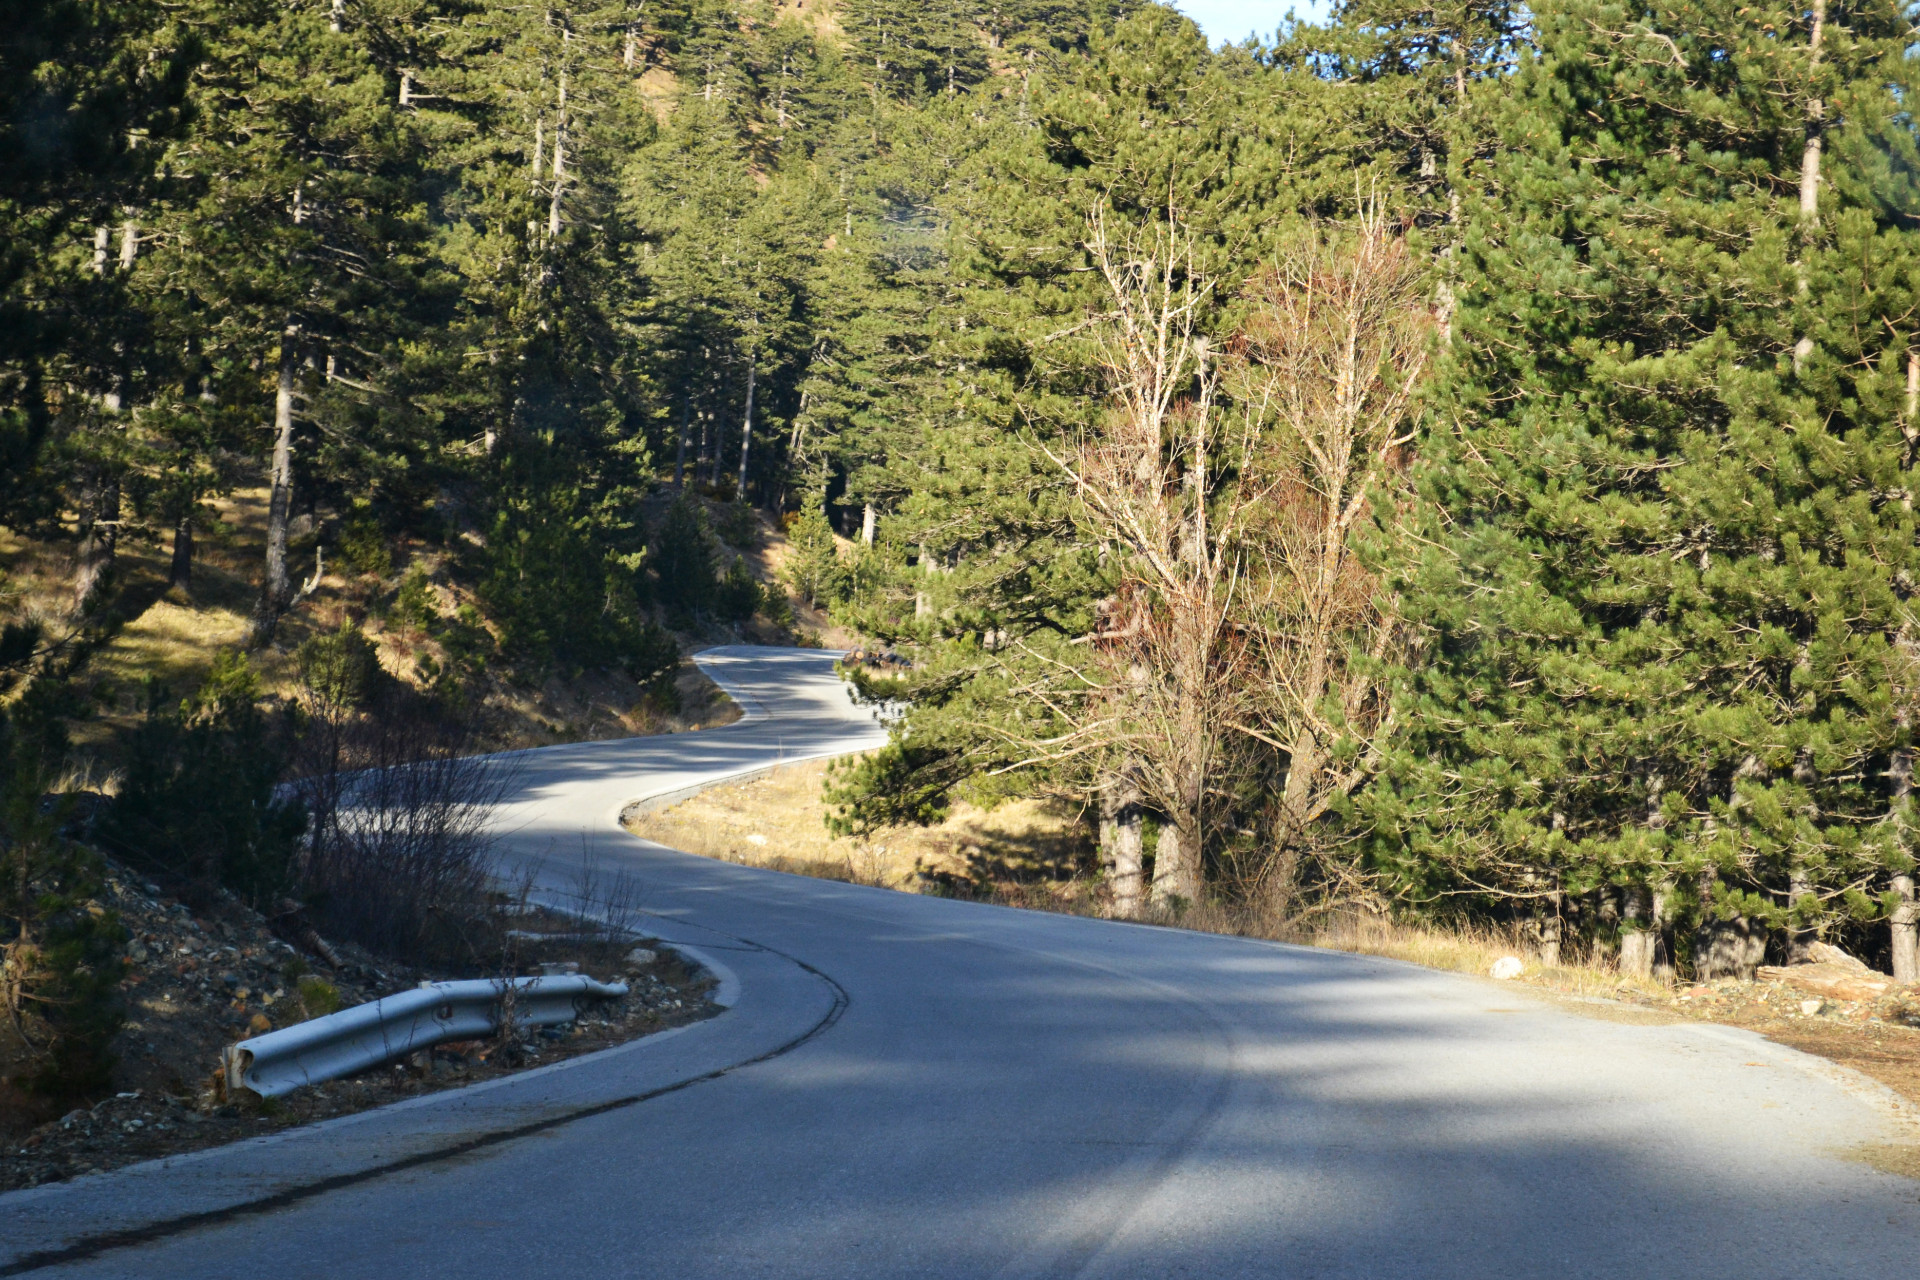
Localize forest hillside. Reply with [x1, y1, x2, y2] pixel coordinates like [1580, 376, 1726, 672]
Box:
[8, 0, 1920, 1111]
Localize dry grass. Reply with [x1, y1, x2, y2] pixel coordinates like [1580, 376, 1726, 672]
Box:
[622, 757, 1089, 894]
[625, 760, 1644, 995]
[1239, 910, 1672, 1003]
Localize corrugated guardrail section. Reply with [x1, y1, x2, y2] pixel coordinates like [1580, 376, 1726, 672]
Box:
[223, 975, 627, 1099]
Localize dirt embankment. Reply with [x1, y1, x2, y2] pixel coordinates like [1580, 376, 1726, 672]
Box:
[0, 861, 717, 1192]
[0, 488, 769, 767]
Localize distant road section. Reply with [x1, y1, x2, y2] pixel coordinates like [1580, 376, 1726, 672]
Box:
[6, 645, 1920, 1278]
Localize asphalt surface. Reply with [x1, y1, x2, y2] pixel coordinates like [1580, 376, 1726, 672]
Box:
[6, 644, 1920, 1278]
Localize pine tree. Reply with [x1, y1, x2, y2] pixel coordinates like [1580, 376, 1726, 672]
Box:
[1367, 0, 1920, 977]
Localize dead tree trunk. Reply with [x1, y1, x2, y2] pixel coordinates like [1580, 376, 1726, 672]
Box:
[1792, 0, 1826, 374]
[1892, 747, 1918, 982]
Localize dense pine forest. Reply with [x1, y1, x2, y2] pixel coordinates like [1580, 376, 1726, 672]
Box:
[8, 0, 1920, 1097]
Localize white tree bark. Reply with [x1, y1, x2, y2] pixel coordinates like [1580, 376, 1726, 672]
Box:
[1100, 779, 1145, 918]
[736, 356, 755, 501]
[547, 62, 569, 240]
[1619, 885, 1655, 979]
[252, 324, 300, 644]
[1792, 0, 1826, 374]
[1149, 821, 1200, 906]
[1892, 748, 1918, 982]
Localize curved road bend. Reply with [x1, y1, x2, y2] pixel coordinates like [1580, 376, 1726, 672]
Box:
[5, 645, 1919, 1278]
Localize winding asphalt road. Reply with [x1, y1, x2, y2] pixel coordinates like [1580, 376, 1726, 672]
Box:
[6, 645, 1920, 1277]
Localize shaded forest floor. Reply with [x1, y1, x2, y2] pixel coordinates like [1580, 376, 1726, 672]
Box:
[626, 758, 1920, 1116]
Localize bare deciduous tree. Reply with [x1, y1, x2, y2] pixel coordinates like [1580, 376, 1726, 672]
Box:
[1016, 205, 1429, 918]
[1231, 213, 1430, 914]
[1036, 208, 1253, 911]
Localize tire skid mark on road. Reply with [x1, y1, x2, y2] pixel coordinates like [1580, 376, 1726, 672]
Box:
[962, 930, 1241, 1280]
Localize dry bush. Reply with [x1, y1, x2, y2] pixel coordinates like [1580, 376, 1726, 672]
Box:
[291, 691, 521, 967]
[1018, 206, 1431, 922]
[1228, 212, 1430, 917]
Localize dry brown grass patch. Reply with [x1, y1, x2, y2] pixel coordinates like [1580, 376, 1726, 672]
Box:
[622, 757, 1087, 893]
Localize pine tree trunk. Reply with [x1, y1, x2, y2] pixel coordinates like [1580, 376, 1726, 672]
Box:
[862, 503, 876, 545]
[1792, 0, 1826, 373]
[168, 514, 193, 594]
[1595, 887, 1621, 961]
[1694, 916, 1767, 981]
[1694, 865, 1766, 980]
[675, 390, 690, 486]
[1532, 893, 1562, 967]
[696, 401, 710, 485]
[736, 357, 755, 502]
[72, 479, 118, 613]
[1800, 0, 1826, 223]
[1619, 885, 1655, 979]
[1787, 810, 1817, 965]
[1650, 882, 1676, 982]
[531, 111, 544, 196]
[252, 325, 300, 646]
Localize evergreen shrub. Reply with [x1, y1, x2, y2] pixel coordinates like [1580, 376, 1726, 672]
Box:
[97, 654, 306, 905]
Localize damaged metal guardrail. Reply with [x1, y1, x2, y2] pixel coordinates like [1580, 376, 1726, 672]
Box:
[223, 974, 628, 1100]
